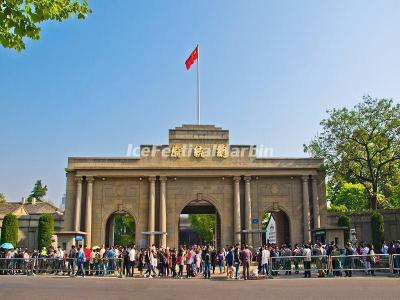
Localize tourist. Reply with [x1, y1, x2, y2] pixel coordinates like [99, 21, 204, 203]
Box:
[75, 245, 86, 277]
[177, 247, 184, 278]
[303, 244, 311, 278]
[217, 248, 225, 274]
[211, 248, 217, 274]
[225, 246, 234, 279]
[261, 245, 270, 277]
[203, 246, 211, 279]
[241, 245, 252, 280]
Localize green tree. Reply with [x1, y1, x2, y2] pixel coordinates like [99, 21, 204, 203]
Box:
[332, 182, 368, 211]
[387, 183, 400, 208]
[304, 96, 400, 209]
[337, 214, 351, 244]
[0, 213, 18, 247]
[371, 211, 384, 247]
[29, 180, 47, 202]
[0, 193, 6, 203]
[37, 214, 54, 249]
[0, 0, 91, 51]
[113, 214, 135, 246]
[188, 214, 215, 243]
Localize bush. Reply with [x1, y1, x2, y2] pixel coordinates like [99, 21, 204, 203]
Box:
[371, 212, 384, 248]
[37, 214, 54, 249]
[337, 214, 351, 244]
[0, 213, 18, 247]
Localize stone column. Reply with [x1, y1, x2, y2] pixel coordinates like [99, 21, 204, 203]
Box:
[148, 176, 156, 246]
[159, 177, 167, 247]
[302, 176, 311, 242]
[311, 176, 321, 229]
[74, 176, 83, 232]
[244, 176, 252, 246]
[233, 176, 241, 244]
[85, 177, 94, 247]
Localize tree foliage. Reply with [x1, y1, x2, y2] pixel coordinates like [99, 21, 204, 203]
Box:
[188, 214, 215, 243]
[337, 214, 351, 244]
[0, 193, 6, 203]
[331, 182, 368, 211]
[0, 0, 91, 51]
[37, 214, 54, 249]
[0, 213, 18, 247]
[370, 211, 384, 248]
[29, 180, 47, 202]
[304, 96, 400, 209]
[114, 214, 135, 246]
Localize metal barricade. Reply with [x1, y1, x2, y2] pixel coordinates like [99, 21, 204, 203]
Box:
[0, 258, 35, 275]
[270, 255, 328, 275]
[0, 257, 124, 277]
[329, 254, 391, 274]
[392, 254, 400, 273]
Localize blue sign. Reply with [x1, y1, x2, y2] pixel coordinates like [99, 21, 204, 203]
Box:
[252, 218, 259, 225]
[75, 235, 83, 241]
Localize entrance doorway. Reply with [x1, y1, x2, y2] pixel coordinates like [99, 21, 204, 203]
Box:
[178, 200, 221, 248]
[262, 210, 290, 245]
[105, 212, 136, 247]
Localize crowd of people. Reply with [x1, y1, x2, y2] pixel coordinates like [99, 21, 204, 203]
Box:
[1, 240, 400, 279]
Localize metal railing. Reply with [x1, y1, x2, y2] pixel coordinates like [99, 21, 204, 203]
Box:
[330, 254, 391, 273]
[0, 257, 124, 277]
[270, 255, 328, 274]
[393, 254, 400, 272]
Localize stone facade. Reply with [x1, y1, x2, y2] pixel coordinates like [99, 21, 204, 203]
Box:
[63, 125, 327, 248]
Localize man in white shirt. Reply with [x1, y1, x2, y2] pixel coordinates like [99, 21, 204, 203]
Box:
[261, 245, 270, 276]
[128, 246, 136, 276]
[303, 245, 312, 278]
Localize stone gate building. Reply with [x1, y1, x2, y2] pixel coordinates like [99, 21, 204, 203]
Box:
[61, 125, 328, 248]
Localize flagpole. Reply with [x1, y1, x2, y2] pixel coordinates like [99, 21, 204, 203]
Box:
[196, 44, 201, 125]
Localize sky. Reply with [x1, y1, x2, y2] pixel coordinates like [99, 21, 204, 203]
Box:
[1, 0, 400, 205]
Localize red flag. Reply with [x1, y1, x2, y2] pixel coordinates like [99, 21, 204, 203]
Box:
[185, 46, 198, 70]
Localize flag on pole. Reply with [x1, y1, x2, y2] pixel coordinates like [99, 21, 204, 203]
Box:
[185, 46, 198, 70]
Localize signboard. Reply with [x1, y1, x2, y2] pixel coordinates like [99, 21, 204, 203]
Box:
[252, 218, 259, 225]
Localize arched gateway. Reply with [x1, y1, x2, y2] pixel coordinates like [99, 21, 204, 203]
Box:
[60, 125, 327, 249]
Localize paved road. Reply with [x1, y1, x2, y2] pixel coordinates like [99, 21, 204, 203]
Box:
[0, 276, 399, 299]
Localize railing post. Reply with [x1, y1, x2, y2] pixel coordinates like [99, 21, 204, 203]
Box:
[327, 255, 334, 277]
[119, 258, 123, 278]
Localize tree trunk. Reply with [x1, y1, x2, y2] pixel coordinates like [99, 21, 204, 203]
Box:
[370, 194, 378, 210]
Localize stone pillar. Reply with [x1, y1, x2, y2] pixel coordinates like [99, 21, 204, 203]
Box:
[159, 177, 167, 247]
[233, 176, 241, 244]
[302, 176, 311, 242]
[311, 176, 321, 229]
[244, 176, 252, 246]
[148, 176, 156, 246]
[85, 177, 94, 247]
[74, 176, 83, 232]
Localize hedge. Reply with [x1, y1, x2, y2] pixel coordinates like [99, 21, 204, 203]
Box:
[37, 214, 54, 249]
[0, 213, 18, 247]
[337, 214, 351, 244]
[371, 211, 384, 248]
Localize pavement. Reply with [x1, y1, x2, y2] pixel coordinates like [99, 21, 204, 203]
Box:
[0, 275, 399, 299]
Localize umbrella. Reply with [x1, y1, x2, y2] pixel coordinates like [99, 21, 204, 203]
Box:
[0, 242, 14, 250]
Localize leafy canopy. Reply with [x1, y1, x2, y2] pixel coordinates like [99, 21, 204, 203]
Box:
[114, 213, 135, 247]
[304, 96, 400, 209]
[0, 193, 6, 203]
[188, 214, 215, 243]
[0, 0, 91, 51]
[331, 182, 368, 211]
[29, 180, 47, 201]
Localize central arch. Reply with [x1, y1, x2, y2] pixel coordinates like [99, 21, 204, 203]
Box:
[261, 208, 291, 246]
[105, 211, 136, 247]
[177, 197, 221, 248]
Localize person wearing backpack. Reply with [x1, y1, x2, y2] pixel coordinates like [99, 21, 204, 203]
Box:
[203, 246, 211, 279]
[75, 245, 86, 277]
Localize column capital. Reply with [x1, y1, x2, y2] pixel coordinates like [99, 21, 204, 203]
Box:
[233, 176, 241, 182]
[244, 176, 251, 182]
[148, 176, 156, 182]
[159, 176, 168, 181]
[75, 176, 83, 183]
[311, 176, 318, 182]
[302, 175, 309, 182]
[86, 176, 94, 183]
